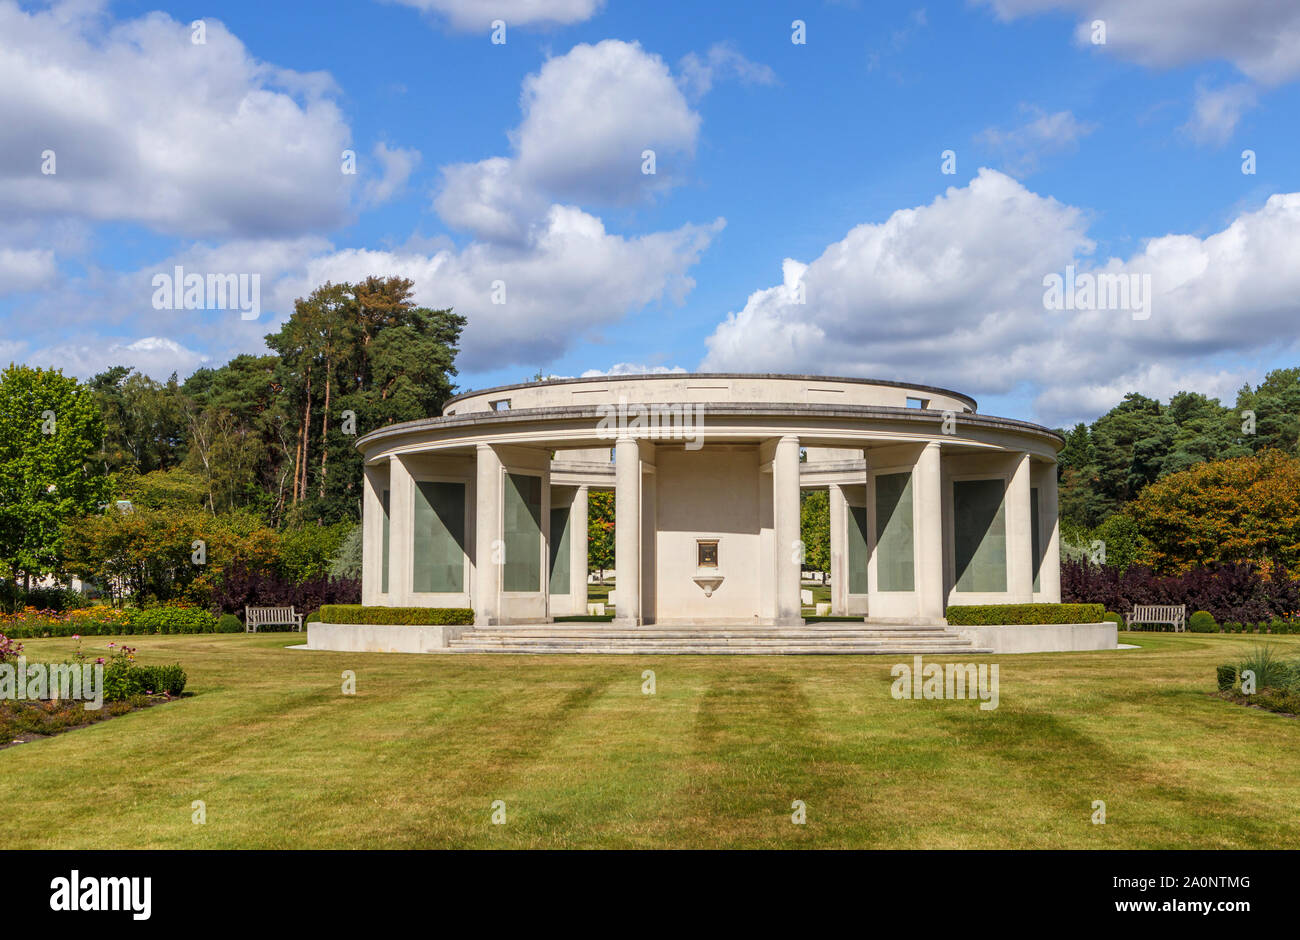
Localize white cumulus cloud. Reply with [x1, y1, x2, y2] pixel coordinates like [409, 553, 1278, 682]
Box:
[702, 169, 1300, 426]
[389, 0, 604, 31]
[0, 248, 56, 295]
[980, 0, 1300, 84]
[0, 2, 354, 237]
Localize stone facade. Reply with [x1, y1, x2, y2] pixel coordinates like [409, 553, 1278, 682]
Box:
[353, 373, 1063, 626]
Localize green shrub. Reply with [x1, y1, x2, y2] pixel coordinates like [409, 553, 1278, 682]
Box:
[1188, 610, 1218, 633]
[133, 664, 187, 696]
[1216, 664, 1238, 691]
[132, 605, 216, 635]
[319, 605, 474, 626]
[1103, 611, 1123, 627]
[1223, 622, 1241, 634]
[1253, 688, 1300, 716]
[1238, 644, 1297, 692]
[102, 661, 187, 700]
[943, 603, 1105, 626]
[305, 611, 321, 625]
[216, 613, 243, 633]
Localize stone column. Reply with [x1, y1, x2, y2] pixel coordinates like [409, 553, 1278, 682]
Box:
[1040, 461, 1062, 602]
[387, 455, 416, 606]
[361, 462, 383, 606]
[828, 484, 847, 615]
[773, 435, 802, 625]
[614, 437, 641, 626]
[915, 441, 945, 622]
[638, 441, 657, 624]
[1007, 452, 1034, 603]
[570, 485, 590, 615]
[474, 444, 502, 625]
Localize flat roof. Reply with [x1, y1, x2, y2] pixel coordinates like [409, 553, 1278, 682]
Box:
[355, 400, 1064, 452]
[443, 372, 979, 412]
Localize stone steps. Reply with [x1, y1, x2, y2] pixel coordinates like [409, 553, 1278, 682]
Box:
[469, 624, 950, 637]
[445, 624, 986, 655]
[443, 646, 990, 655]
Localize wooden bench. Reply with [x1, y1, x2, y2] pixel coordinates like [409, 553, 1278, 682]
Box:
[245, 605, 304, 633]
[1125, 604, 1186, 632]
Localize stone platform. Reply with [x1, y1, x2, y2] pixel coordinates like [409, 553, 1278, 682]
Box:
[309, 621, 991, 655]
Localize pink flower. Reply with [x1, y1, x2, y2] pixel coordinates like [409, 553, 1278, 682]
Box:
[72, 634, 80, 640]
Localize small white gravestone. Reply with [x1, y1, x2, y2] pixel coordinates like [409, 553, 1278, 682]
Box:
[816, 602, 832, 616]
[587, 602, 606, 616]
[800, 589, 814, 605]
[608, 590, 618, 607]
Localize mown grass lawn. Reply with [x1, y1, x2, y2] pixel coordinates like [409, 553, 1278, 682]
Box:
[3, 631, 1298, 848]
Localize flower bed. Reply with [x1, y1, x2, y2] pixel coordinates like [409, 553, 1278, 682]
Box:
[0, 604, 218, 637]
[0, 635, 188, 747]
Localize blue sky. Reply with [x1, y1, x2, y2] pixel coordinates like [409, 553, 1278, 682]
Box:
[2, 0, 1299, 428]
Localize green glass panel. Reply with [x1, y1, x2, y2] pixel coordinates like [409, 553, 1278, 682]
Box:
[549, 505, 571, 595]
[503, 472, 542, 592]
[875, 472, 915, 592]
[1031, 486, 1042, 593]
[954, 479, 1007, 593]
[380, 488, 390, 594]
[413, 481, 465, 593]
[847, 504, 869, 595]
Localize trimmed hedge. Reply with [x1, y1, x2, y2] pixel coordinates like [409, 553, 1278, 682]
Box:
[318, 605, 474, 626]
[103, 662, 188, 701]
[1103, 611, 1123, 627]
[1216, 664, 1238, 691]
[944, 603, 1106, 626]
[1189, 610, 1219, 633]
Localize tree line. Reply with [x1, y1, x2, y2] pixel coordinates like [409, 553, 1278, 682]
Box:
[0, 276, 465, 602]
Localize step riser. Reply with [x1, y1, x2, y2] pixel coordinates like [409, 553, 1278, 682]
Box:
[445, 647, 991, 656]
[445, 623, 979, 655]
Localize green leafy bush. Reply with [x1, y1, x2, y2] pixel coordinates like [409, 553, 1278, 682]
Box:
[305, 611, 321, 625]
[97, 645, 188, 700]
[944, 603, 1105, 626]
[1216, 664, 1237, 691]
[132, 605, 216, 635]
[319, 605, 474, 626]
[132, 664, 188, 696]
[1253, 688, 1300, 716]
[1188, 610, 1218, 633]
[1103, 611, 1123, 627]
[1239, 644, 1298, 691]
[216, 613, 243, 633]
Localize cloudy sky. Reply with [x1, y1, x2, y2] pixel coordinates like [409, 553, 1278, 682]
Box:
[1, 0, 1298, 427]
